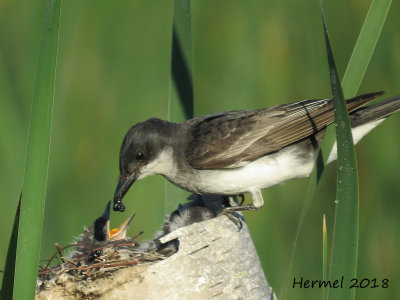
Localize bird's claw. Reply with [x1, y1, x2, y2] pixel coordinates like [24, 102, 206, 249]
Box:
[223, 203, 258, 212]
[218, 209, 244, 231]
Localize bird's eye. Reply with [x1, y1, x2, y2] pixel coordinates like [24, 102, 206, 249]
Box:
[136, 151, 145, 161]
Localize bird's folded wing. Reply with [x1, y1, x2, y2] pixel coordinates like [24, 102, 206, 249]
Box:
[185, 91, 383, 169]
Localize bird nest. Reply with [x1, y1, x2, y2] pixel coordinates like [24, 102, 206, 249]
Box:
[36, 240, 170, 299]
[36, 195, 220, 298]
[35, 195, 274, 300]
[38, 243, 166, 281]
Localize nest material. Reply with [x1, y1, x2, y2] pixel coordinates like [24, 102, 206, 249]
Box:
[36, 215, 275, 300]
[36, 245, 166, 300]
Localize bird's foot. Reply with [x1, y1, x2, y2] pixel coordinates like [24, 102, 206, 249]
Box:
[237, 194, 245, 206]
[223, 203, 258, 212]
[218, 194, 257, 230]
[218, 209, 244, 231]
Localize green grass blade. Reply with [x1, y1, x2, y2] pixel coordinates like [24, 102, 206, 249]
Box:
[321, 2, 359, 299]
[13, 0, 62, 299]
[322, 214, 328, 300]
[279, 1, 392, 298]
[1, 196, 21, 300]
[342, 0, 392, 98]
[169, 0, 193, 120]
[165, 0, 194, 214]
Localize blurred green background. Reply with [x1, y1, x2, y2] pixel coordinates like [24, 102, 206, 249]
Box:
[1, 0, 399, 299]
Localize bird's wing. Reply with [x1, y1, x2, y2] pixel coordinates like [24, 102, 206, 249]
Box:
[185, 91, 384, 169]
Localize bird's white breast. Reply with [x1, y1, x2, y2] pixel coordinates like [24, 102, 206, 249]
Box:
[190, 145, 315, 195]
[137, 144, 314, 195]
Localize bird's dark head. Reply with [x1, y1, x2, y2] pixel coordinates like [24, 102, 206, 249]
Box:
[113, 118, 175, 212]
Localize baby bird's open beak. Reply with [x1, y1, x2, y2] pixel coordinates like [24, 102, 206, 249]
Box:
[108, 210, 136, 241]
[93, 201, 136, 243]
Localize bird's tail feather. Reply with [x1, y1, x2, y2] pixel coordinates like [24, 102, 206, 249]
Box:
[346, 91, 385, 114]
[350, 93, 400, 127]
[327, 93, 400, 164]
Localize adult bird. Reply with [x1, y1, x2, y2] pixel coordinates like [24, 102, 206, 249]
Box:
[113, 91, 400, 213]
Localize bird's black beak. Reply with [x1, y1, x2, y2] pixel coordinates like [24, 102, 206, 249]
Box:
[113, 172, 137, 212]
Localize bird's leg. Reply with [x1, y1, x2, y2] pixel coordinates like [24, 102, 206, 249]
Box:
[250, 189, 264, 208]
[224, 194, 245, 207]
[218, 195, 244, 230]
[222, 204, 255, 212]
[238, 194, 245, 206]
[218, 191, 264, 230]
[222, 189, 264, 212]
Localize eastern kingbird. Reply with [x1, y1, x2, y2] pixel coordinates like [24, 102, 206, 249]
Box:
[113, 91, 400, 212]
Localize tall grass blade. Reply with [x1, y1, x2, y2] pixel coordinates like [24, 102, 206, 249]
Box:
[165, 0, 194, 213]
[322, 214, 328, 300]
[13, 0, 62, 298]
[321, 2, 359, 299]
[342, 0, 392, 98]
[279, 1, 392, 298]
[1, 196, 21, 300]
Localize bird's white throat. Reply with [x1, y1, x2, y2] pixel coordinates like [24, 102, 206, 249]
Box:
[138, 147, 177, 180]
